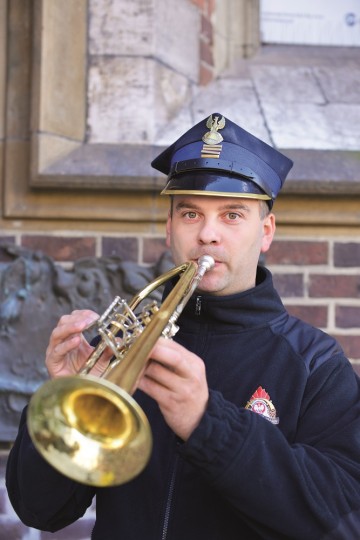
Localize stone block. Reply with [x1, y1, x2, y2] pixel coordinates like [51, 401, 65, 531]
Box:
[89, 0, 155, 56]
[155, 0, 200, 81]
[261, 102, 360, 150]
[192, 78, 271, 143]
[89, 0, 200, 81]
[251, 65, 325, 104]
[0, 1, 6, 140]
[87, 57, 191, 144]
[5, 0, 32, 139]
[39, 1, 87, 140]
[314, 66, 360, 104]
[154, 76, 272, 146]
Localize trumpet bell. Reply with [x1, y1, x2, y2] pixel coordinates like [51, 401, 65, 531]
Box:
[27, 255, 214, 487]
[28, 375, 152, 487]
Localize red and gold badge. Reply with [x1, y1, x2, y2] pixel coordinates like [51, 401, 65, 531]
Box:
[245, 386, 279, 425]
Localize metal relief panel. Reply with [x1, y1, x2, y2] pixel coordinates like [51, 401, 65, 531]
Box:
[0, 245, 172, 441]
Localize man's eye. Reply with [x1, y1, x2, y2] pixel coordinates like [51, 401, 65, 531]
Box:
[185, 212, 197, 219]
[228, 213, 240, 220]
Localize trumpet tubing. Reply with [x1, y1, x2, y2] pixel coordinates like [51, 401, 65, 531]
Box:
[27, 255, 214, 487]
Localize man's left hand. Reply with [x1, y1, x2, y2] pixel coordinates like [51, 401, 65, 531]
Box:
[137, 337, 208, 441]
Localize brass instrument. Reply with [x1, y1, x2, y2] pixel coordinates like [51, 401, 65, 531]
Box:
[27, 255, 214, 487]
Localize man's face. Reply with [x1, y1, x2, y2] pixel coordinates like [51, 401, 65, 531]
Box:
[166, 195, 275, 296]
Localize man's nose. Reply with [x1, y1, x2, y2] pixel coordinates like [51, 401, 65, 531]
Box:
[198, 220, 220, 244]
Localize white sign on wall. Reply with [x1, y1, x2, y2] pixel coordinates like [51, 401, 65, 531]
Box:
[260, 0, 360, 46]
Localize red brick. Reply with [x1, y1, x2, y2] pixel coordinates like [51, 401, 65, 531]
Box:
[285, 304, 328, 328]
[143, 238, 167, 264]
[309, 274, 360, 298]
[200, 38, 213, 66]
[201, 14, 213, 43]
[101, 237, 138, 262]
[335, 305, 360, 328]
[21, 235, 96, 262]
[189, 0, 206, 10]
[334, 242, 360, 267]
[199, 63, 214, 86]
[332, 334, 360, 360]
[272, 273, 304, 297]
[208, 0, 216, 16]
[266, 240, 328, 265]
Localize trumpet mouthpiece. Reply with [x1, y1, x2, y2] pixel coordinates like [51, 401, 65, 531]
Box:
[198, 255, 215, 271]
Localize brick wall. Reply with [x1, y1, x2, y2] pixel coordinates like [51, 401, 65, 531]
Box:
[265, 238, 360, 368]
[1, 232, 359, 365]
[1, 233, 359, 538]
[190, 0, 216, 85]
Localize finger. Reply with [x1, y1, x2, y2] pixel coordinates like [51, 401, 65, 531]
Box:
[47, 333, 83, 359]
[47, 313, 98, 355]
[149, 339, 201, 380]
[137, 374, 174, 404]
[55, 311, 99, 337]
[142, 360, 178, 390]
[149, 339, 186, 371]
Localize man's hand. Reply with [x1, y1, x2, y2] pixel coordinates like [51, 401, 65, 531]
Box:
[138, 337, 209, 441]
[45, 310, 112, 379]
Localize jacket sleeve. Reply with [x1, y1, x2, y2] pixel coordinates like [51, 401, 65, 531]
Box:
[6, 406, 95, 532]
[179, 355, 360, 540]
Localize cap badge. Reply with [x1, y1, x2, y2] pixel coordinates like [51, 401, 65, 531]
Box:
[201, 114, 226, 159]
[245, 386, 279, 425]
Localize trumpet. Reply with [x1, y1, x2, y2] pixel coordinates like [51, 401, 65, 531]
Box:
[27, 255, 214, 487]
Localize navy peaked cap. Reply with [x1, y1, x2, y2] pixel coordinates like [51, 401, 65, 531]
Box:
[151, 113, 293, 206]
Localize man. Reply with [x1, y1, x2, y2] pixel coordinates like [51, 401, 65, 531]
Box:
[6, 113, 360, 539]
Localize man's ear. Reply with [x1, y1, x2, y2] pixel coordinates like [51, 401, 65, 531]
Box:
[261, 213, 276, 254]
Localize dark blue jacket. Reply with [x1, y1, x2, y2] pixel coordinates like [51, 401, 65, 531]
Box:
[6, 267, 360, 539]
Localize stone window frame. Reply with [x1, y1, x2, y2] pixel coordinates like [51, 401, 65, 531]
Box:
[2, 0, 166, 223]
[1, 0, 359, 226]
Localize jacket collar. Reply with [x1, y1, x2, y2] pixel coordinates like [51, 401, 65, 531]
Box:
[164, 266, 286, 330]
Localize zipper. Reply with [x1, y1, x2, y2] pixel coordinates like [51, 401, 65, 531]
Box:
[161, 453, 180, 540]
[195, 296, 202, 316]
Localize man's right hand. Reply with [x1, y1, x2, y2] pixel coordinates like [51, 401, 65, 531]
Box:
[45, 310, 111, 379]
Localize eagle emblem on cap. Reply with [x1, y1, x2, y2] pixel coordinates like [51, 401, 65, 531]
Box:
[245, 386, 279, 425]
[202, 114, 226, 145]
